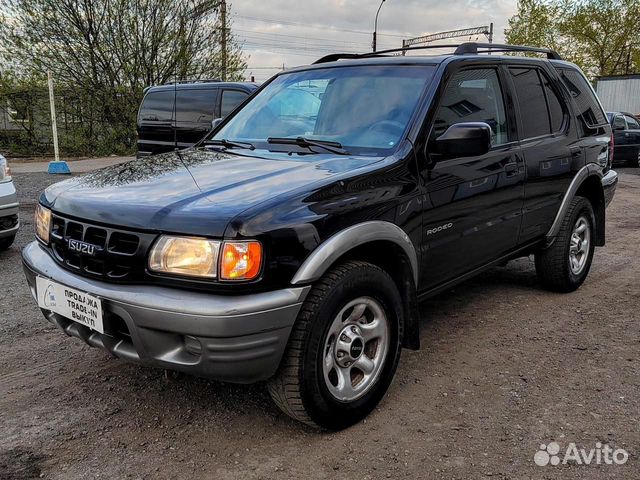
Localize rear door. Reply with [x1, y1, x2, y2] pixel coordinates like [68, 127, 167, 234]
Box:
[417, 64, 526, 289]
[175, 88, 219, 148]
[623, 114, 640, 164]
[137, 90, 175, 156]
[611, 114, 629, 160]
[508, 64, 576, 243]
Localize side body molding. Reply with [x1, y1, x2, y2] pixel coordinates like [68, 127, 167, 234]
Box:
[291, 221, 419, 286]
[545, 163, 603, 242]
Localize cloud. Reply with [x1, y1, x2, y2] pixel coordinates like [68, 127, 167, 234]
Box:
[230, 0, 518, 81]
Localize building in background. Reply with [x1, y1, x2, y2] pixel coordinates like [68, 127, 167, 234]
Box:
[596, 75, 640, 117]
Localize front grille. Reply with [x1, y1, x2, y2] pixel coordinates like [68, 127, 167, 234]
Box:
[49, 213, 157, 282]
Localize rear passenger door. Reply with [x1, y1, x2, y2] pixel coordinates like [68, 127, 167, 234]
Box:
[622, 114, 640, 163]
[611, 114, 629, 160]
[175, 88, 219, 148]
[508, 65, 576, 243]
[417, 65, 526, 289]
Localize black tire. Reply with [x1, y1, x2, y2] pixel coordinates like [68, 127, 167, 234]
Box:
[0, 235, 15, 252]
[535, 196, 595, 292]
[268, 260, 403, 430]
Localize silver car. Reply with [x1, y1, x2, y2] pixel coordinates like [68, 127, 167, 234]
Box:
[0, 154, 19, 251]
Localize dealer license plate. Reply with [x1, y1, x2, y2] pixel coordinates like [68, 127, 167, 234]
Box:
[36, 277, 104, 334]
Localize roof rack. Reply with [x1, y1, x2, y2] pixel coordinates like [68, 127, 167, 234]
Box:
[454, 42, 562, 59]
[313, 42, 562, 64]
[163, 78, 221, 85]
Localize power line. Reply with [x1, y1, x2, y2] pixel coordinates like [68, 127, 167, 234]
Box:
[238, 36, 376, 53]
[234, 14, 409, 38]
[234, 29, 375, 49]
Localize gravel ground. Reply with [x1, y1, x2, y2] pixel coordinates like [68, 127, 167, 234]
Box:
[1, 169, 639, 479]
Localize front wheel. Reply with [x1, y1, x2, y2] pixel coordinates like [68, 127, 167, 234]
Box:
[535, 196, 595, 292]
[268, 261, 403, 430]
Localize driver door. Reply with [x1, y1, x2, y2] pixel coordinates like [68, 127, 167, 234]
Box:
[416, 66, 525, 291]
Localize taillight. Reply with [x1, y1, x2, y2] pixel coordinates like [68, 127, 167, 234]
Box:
[609, 131, 615, 168]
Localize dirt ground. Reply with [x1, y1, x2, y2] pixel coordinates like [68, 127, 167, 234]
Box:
[1, 169, 638, 480]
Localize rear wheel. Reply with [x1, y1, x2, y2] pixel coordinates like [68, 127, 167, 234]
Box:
[268, 261, 403, 430]
[0, 235, 15, 251]
[535, 196, 595, 292]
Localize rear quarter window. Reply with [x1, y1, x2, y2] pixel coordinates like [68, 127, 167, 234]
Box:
[556, 68, 608, 128]
[221, 90, 250, 117]
[139, 91, 174, 122]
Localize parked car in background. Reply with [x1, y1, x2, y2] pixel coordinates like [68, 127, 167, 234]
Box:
[0, 154, 18, 251]
[136, 80, 258, 157]
[607, 112, 640, 167]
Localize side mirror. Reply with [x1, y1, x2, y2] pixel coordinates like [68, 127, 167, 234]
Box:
[211, 118, 223, 130]
[435, 122, 492, 158]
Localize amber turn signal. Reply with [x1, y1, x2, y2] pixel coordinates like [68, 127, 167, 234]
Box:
[220, 241, 262, 280]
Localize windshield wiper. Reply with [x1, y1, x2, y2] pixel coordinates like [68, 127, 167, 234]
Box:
[203, 139, 255, 150]
[267, 137, 350, 155]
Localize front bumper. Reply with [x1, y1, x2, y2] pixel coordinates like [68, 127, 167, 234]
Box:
[22, 242, 309, 383]
[0, 180, 19, 238]
[602, 169, 618, 207]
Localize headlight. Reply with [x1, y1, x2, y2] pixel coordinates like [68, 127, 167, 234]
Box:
[220, 241, 263, 280]
[0, 155, 10, 183]
[148, 236, 263, 281]
[149, 236, 221, 278]
[35, 204, 52, 244]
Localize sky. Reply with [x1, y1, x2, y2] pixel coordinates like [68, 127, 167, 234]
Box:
[231, 0, 519, 82]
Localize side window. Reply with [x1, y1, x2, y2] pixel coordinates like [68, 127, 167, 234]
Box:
[624, 115, 639, 129]
[613, 115, 626, 130]
[540, 72, 566, 132]
[221, 90, 249, 117]
[509, 68, 550, 138]
[139, 91, 174, 122]
[556, 68, 608, 128]
[432, 68, 508, 146]
[176, 89, 217, 124]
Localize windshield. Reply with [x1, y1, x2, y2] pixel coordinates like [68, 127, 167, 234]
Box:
[211, 65, 435, 154]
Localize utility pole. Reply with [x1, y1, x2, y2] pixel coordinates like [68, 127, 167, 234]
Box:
[46, 72, 70, 174]
[47, 72, 59, 164]
[220, 0, 228, 81]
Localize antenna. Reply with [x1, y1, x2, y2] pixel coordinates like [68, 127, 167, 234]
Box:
[173, 71, 178, 151]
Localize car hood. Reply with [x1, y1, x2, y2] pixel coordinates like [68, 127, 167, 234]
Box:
[42, 148, 384, 237]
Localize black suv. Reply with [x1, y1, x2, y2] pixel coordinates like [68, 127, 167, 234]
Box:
[607, 111, 640, 167]
[24, 43, 618, 430]
[137, 80, 257, 157]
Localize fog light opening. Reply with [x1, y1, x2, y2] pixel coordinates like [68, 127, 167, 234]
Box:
[183, 335, 202, 356]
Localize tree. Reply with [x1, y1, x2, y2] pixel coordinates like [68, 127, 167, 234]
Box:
[505, 0, 640, 78]
[505, 0, 561, 51]
[0, 0, 247, 154]
[559, 0, 640, 77]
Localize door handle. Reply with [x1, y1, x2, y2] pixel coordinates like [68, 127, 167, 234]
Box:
[505, 162, 519, 176]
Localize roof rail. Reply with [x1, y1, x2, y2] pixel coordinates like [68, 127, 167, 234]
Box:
[313, 45, 459, 64]
[163, 78, 221, 85]
[454, 42, 562, 60]
[313, 42, 562, 64]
